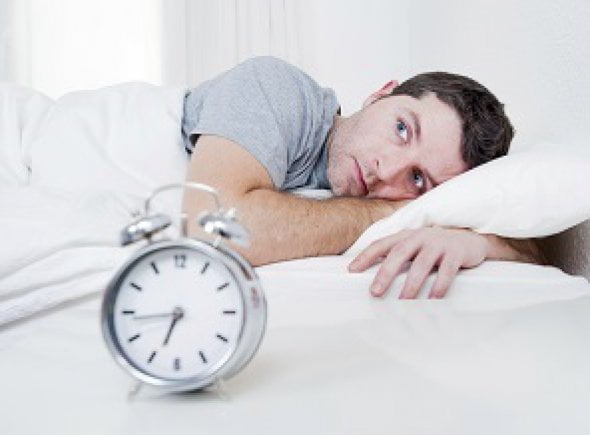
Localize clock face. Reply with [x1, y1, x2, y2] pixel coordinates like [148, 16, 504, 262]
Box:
[108, 245, 245, 382]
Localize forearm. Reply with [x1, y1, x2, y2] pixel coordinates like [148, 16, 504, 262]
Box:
[185, 188, 400, 266]
[484, 234, 546, 264]
[239, 190, 398, 264]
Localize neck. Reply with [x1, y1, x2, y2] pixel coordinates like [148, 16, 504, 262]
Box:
[326, 112, 359, 157]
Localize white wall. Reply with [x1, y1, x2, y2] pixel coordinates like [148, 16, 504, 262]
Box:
[408, 0, 590, 152]
[405, 0, 590, 278]
[291, 0, 410, 115]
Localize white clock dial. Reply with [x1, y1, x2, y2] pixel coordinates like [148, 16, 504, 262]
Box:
[111, 246, 244, 381]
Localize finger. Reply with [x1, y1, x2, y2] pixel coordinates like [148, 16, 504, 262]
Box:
[428, 255, 461, 299]
[349, 230, 411, 272]
[370, 239, 420, 297]
[399, 248, 442, 299]
[349, 235, 404, 272]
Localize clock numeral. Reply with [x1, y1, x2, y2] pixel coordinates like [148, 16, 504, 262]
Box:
[148, 351, 157, 364]
[222, 310, 236, 315]
[216, 333, 229, 343]
[174, 357, 181, 371]
[122, 310, 135, 315]
[217, 282, 229, 291]
[130, 282, 142, 291]
[174, 254, 187, 268]
[128, 333, 141, 343]
[200, 262, 210, 275]
[199, 351, 208, 364]
[150, 261, 160, 275]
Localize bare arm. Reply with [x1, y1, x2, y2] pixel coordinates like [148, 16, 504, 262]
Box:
[485, 235, 546, 264]
[182, 135, 405, 266]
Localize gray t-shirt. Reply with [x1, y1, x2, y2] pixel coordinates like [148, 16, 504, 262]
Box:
[181, 56, 340, 190]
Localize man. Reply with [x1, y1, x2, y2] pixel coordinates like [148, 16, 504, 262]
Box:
[182, 56, 541, 299]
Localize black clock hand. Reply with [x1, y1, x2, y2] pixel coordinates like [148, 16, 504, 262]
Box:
[162, 318, 178, 346]
[162, 307, 184, 346]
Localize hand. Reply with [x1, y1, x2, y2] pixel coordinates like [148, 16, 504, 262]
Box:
[348, 227, 489, 299]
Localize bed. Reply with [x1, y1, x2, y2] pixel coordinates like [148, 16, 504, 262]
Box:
[2, 257, 590, 434]
[1, 82, 589, 434]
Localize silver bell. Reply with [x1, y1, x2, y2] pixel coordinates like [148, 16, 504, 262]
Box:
[120, 213, 172, 246]
[198, 208, 250, 247]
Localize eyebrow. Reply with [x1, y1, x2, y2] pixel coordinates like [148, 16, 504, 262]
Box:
[408, 109, 421, 142]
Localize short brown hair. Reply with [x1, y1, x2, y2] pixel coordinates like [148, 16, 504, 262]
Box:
[389, 72, 514, 168]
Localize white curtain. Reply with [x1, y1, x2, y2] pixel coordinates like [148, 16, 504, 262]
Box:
[0, 0, 308, 96]
[161, 0, 407, 113]
[0, 0, 163, 98]
[161, 0, 308, 87]
[0, 0, 31, 85]
[0, 0, 405, 109]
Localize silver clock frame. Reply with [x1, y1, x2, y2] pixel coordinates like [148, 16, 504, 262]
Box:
[101, 235, 267, 392]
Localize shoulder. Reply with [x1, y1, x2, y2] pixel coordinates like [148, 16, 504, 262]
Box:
[230, 56, 321, 94]
[237, 55, 300, 74]
[191, 56, 329, 106]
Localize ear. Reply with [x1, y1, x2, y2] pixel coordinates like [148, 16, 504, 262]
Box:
[362, 80, 399, 108]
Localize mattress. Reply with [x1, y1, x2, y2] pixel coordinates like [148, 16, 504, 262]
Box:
[1, 256, 590, 435]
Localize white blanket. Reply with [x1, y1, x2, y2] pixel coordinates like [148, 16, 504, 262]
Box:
[1, 82, 589, 325]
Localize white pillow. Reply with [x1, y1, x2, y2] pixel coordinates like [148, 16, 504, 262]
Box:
[0, 83, 53, 186]
[347, 146, 590, 255]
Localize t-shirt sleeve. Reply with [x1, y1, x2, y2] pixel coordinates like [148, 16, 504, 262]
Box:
[186, 56, 307, 188]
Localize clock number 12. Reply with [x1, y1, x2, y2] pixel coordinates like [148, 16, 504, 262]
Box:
[174, 254, 187, 269]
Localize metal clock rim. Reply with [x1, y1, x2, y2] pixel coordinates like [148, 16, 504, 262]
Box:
[101, 237, 265, 392]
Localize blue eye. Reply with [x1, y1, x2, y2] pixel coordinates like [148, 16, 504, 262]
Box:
[412, 169, 425, 191]
[396, 120, 408, 141]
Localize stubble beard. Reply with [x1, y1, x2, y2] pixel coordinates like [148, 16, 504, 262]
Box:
[326, 113, 362, 197]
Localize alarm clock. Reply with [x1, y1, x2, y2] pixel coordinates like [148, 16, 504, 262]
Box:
[101, 182, 267, 392]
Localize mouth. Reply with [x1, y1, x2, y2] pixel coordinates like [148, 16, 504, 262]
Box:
[353, 159, 368, 196]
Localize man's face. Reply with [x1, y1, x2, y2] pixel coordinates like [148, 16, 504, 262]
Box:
[327, 92, 468, 200]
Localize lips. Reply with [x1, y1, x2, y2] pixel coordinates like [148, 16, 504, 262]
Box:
[354, 159, 368, 196]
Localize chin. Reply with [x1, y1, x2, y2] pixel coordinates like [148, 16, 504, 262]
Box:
[330, 185, 346, 197]
[328, 161, 355, 197]
[328, 177, 348, 197]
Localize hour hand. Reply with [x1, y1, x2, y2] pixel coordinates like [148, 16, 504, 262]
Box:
[163, 307, 184, 346]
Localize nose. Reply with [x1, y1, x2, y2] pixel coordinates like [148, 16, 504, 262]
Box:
[369, 153, 415, 200]
[375, 152, 410, 185]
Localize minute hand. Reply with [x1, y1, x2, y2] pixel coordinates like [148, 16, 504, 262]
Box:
[133, 312, 174, 320]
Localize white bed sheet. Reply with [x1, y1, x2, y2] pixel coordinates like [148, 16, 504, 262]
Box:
[1, 256, 590, 435]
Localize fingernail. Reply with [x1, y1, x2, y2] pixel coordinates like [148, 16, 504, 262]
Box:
[370, 282, 382, 296]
